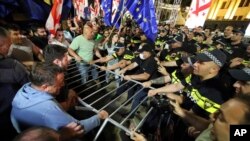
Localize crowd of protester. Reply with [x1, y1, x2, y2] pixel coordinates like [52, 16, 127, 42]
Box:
[0, 15, 250, 141]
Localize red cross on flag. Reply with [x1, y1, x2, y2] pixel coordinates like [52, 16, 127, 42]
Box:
[90, 0, 101, 20]
[73, 0, 88, 20]
[185, 0, 212, 28]
[45, 0, 63, 36]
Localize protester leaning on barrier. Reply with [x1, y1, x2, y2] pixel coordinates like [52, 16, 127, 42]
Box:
[43, 44, 77, 111]
[131, 95, 250, 141]
[68, 22, 102, 84]
[102, 33, 120, 84]
[11, 63, 109, 140]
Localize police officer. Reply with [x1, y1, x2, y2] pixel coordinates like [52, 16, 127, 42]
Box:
[149, 49, 230, 119]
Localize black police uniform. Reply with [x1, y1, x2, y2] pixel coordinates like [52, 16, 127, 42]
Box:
[182, 75, 230, 119]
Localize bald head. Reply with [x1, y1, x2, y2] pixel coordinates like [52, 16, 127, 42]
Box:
[83, 22, 94, 40]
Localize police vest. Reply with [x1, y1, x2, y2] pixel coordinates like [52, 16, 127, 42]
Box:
[186, 88, 221, 113]
[112, 52, 135, 61]
[131, 39, 141, 44]
[242, 60, 250, 67]
[165, 53, 180, 61]
[171, 70, 192, 84]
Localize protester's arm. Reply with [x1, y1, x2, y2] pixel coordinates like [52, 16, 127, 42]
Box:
[94, 47, 102, 59]
[32, 45, 44, 62]
[68, 48, 82, 62]
[130, 131, 147, 141]
[59, 122, 84, 141]
[169, 100, 210, 131]
[94, 55, 114, 64]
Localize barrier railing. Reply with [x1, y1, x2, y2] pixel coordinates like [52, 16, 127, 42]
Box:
[67, 61, 156, 141]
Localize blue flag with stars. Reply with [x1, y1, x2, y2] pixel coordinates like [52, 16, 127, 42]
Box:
[126, 0, 158, 41]
[101, 0, 113, 26]
[112, 0, 125, 29]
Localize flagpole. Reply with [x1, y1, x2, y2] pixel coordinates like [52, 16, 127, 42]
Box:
[107, 0, 127, 38]
[117, 0, 126, 35]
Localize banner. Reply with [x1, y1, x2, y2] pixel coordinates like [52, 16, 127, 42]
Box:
[101, 0, 112, 26]
[73, 0, 89, 19]
[45, 0, 63, 35]
[126, 0, 158, 41]
[185, 0, 212, 28]
[90, 0, 100, 20]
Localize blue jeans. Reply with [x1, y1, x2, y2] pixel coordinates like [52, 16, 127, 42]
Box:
[77, 63, 98, 84]
[130, 88, 148, 117]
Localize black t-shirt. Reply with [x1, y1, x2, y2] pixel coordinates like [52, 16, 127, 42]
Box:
[134, 56, 159, 81]
[225, 42, 248, 60]
[182, 75, 229, 119]
[30, 36, 48, 50]
[213, 36, 232, 45]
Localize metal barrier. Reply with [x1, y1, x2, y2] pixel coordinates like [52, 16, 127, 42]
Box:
[67, 61, 156, 141]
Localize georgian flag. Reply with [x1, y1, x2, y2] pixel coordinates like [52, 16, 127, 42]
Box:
[185, 0, 212, 28]
[90, 0, 100, 20]
[73, 0, 88, 19]
[45, 0, 63, 36]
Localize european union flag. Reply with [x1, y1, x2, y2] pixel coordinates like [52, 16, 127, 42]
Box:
[0, 0, 19, 18]
[20, 0, 71, 21]
[101, 0, 112, 26]
[126, 0, 158, 41]
[112, 0, 125, 29]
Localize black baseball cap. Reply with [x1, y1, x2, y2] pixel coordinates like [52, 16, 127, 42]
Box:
[169, 35, 184, 43]
[229, 68, 250, 81]
[195, 49, 227, 67]
[114, 42, 125, 51]
[138, 43, 155, 54]
[233, 29, 245, 35]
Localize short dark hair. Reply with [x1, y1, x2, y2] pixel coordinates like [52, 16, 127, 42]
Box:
[30, 23, 45, 33]
[234, 95, 250, 124]
[43, 44, 68, 64]
[6, 24, 20, 31]
[29, 63, 64, 86]
[13, 126, 59, 141]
